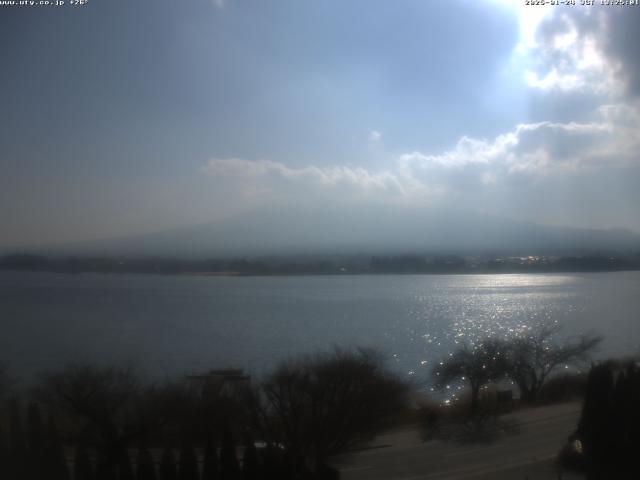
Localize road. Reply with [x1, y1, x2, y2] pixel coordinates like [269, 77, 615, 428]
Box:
[334, 402, 584, 480]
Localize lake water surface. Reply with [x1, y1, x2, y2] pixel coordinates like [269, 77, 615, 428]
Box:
[2, 271, 639, 388]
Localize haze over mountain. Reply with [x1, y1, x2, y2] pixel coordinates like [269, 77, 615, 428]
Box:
[38, 206, 640, 258]
[2, 2, 639, 251]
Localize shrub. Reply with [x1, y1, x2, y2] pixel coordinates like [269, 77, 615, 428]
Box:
[536, 373, 588, 404]
[259, 347, 408, 475]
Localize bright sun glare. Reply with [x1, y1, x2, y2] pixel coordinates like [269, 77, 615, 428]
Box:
[487, 0, 554, 49]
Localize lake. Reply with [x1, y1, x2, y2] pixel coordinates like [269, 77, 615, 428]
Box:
[1, 271, 639, 388]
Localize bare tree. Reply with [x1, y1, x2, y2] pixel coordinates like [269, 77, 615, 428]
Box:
[432, 338, 509, 415]
[258, 348, 408, 475]
[35, 364, 144, 470]
[505, 325, 602, 403]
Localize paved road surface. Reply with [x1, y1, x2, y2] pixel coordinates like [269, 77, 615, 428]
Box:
[334, 402, 584, 480]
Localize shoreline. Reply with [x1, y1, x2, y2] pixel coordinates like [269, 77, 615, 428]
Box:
[2, 267, 639, 277]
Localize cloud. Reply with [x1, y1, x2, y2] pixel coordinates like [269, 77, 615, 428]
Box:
[368, 130, 382, 142]
[601, 8, 640, 97]
[211, 0, 225, 9]
[520, 6, 640, 98]
[203, 158, 408, 205]
[199, 4, 640, 225]
[401, 104, 638, 183]
[522, 9, 620, 95]
[202, 96, 639, 210]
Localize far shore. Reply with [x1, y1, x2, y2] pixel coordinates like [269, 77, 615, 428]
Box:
[3, 252, 639, 277]
[177, 267, 640, 277]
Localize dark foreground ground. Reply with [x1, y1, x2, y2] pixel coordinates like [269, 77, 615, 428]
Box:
[334, 402, 583, 480]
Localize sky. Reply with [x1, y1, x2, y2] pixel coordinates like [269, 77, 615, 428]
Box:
[1, 0, 639, 249]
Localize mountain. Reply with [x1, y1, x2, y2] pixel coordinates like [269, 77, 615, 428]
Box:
[39, 205, 640, 258]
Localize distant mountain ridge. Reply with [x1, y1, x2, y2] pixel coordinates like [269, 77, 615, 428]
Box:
[34, 206, 640, 258]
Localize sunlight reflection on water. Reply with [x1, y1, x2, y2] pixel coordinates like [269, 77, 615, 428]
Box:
[1, 272, 639, 391]
[389, 274, 588, 389]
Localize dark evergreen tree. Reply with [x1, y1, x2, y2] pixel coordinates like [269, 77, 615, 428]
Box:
[610, 370, 630, 472]
[74, 445, 95, 480]
[46, 412, 70, 480]
[277, 450, 294, 480]
[137, 447, 157, 480]
[117, 450, 134, 480]
[626, 365, 640, 469]
[261, 444, 279, 480]
[576, 362, 640, 479]
[578, 363, 613, 478]
[27, 402, 46, 454]
[0, 425, 13, 480]
[10, 398, 27, 480]
[96, 452, 117, 480]
[241, 440, 260, 480]
[202, 440, 219, 480]
[27, 402, 47, 480]
[220, 426, 239, 480]
[159, 448, 178, 480]
[178, 442, 199, 480]
[10, 398, 25, 451]
[610, 364, 640, 477]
